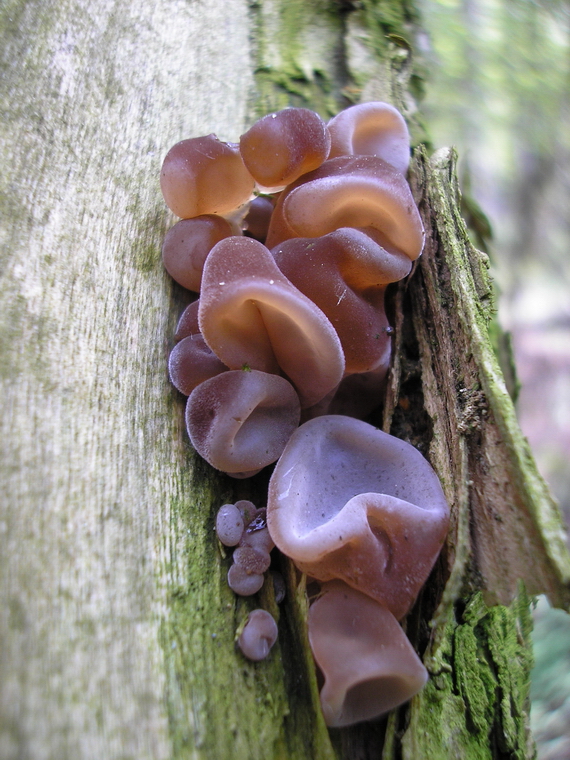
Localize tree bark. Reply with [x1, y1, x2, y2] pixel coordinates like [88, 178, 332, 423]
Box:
[1, 1, 569, 759]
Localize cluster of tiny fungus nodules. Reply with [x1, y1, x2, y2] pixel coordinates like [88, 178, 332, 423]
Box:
[161, 102, 450, 727]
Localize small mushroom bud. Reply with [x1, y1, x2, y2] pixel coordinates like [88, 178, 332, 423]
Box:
[215, 503, 245, 547]
[238, 609, 279, 661]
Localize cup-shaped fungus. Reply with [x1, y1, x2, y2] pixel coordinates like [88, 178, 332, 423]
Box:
[267, 415, 450, 620]
[198, 236, 345, 408]
[185, 369, 300, 477]
[162, 215, 235, 292]
[308, 581, 428, 727]
[160, 134, 255, 219]
[238, 609, 278, 661]
[265, 156, 424, 258]
[239, 108, 331, 189]
[327, 102, 411, 175]
[272, 227, 411, 375]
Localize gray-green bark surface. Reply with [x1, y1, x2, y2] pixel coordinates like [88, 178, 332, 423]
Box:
[1, 1, 569, 759]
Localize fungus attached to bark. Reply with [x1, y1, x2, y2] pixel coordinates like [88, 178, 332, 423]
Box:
[160, 134, 255, 219]
[267, 415, 450, 620]
[215, 503, 245, 547]
[238, 609, 279, 661]
[308, 581, 428, 727]
[239, 108, 331, 189]
[198, 236, 345, 408]
[185, 369, 300, 477]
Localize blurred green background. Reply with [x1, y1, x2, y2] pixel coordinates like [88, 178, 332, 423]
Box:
[419, 1, 570, 756]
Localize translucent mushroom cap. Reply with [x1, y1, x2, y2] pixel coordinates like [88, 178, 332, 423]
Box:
[160, 134, 255, 219]
[238, 609, 278, 661]
[265, 156, 424, 258]
[327, 101, 411, 174]
[267, 415, 450, 619]
[240, 107, 331, 188]
[185, 369, 300, 476]
[308, 581, 428, 727]
[271, 227, 411, 375]
[198, 236, 345, 407]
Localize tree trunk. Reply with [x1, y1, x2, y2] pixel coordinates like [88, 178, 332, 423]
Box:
[1, 1, 569, 759]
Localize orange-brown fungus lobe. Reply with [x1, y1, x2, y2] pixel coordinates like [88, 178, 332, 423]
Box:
[239, 108, 331, 189]
[160, 134, 255, 219]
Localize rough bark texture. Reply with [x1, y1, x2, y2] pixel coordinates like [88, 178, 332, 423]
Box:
[1, 1, 569, 759]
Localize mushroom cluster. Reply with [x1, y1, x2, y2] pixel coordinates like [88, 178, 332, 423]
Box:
[160, 102, 450, 726]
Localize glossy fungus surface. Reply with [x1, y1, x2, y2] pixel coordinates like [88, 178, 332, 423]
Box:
[240, 108, 331, 189]
[308, 581, 428, 726]
[199, 236, 345, 407]
[238, 610, 279, 661]
[160, 134, 254, 219]
[265, 156, 424, 258]
[327, 102, 411, 174]
[267, 415, 450, 619]
[215, 503, 245, 547]
[185, 369, 300, 476]
[272, 227, 411, 374]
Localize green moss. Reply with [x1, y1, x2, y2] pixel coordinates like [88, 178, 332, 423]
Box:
[399, 589, 534, 759]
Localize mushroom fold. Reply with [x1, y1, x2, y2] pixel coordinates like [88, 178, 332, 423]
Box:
[185, 369, 300, 476]
[199, 236, 345, 407]
[267, 415, 450, 620]
[272, 227, 411, 375]
[265, 155, 424, 259]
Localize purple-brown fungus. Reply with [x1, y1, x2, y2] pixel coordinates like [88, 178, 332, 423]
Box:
[267, 415, 450, 620]
[308, 581, 428, 726]
[238, 609, 278, 661]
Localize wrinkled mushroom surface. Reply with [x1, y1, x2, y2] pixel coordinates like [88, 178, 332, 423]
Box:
[185, 369, 300, 476]
[309, 580, 428, 727]
[265, 156, 424, 259]
[272, 227, 410, 374]
[199, 236, 345, 407]
[267, 415, 450, 619]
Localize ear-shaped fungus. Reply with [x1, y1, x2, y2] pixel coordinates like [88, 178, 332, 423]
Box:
[239, 108, 331, 189]
[185, 369, 300, 477]
[272, 227, 411, 375]
[267, 415, 450, 620]
[160, 134, 255, 219]
[327, 102, 411, 175]
[198, 236, 345, 407]
[162, 215, 235, 292]
[308, 581, 428, 727]
[238, 609, 278, 661]
[265, 156, 424, 257]
[168, 334, 228, 396]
